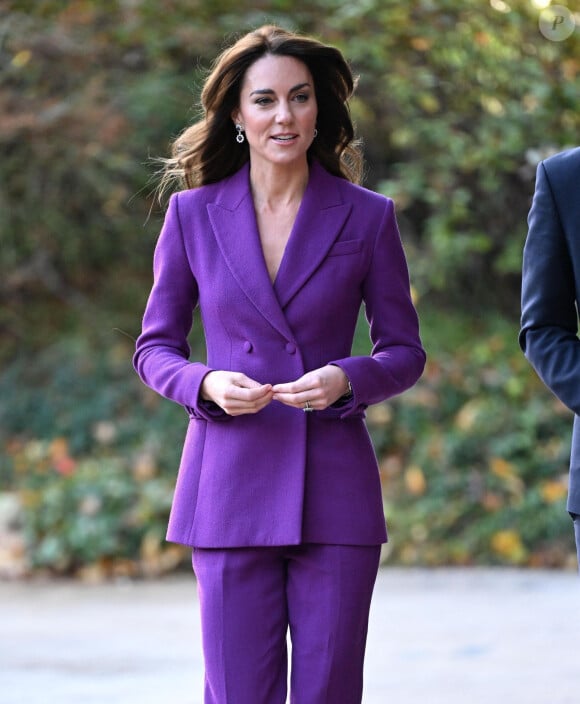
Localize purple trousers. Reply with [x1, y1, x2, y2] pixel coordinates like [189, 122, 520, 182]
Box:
[192, 543, 381, 704]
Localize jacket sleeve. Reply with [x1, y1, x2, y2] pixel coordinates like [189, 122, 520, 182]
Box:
[519, 161, 580, 415]
[330, 198, 426, 417]
[133, 193, 228, 421]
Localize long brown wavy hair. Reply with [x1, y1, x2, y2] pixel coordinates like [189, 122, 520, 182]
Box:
[156, 25, 363, 199]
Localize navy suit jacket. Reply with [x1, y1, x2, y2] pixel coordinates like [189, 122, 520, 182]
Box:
[519, 146, 580, 514]
[134, 161, 425, 547]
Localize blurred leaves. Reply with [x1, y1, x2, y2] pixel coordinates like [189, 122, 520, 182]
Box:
[0, 336, 190, 578]
[2, 0, 580, 345]
[371, 310, 576, 568]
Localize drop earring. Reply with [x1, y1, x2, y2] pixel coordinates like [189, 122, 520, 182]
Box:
[314, 128, 318, 138]
[235, 124, 245, 144]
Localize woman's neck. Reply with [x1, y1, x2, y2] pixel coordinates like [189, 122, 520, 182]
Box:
[249, 160, 310, 212]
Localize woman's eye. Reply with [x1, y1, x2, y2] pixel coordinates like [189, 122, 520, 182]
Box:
[255, 97, 272, 106]
[294, 93, 309, 103]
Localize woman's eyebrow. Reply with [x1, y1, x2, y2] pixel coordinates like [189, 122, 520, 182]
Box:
[249, 82, 312, 97]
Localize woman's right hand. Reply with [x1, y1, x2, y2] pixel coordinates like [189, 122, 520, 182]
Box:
[200, 371, 273, 416]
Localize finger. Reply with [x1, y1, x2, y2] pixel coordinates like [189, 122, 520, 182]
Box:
[220, 393, 272, 415]
[220, 385, 273, 411]
[272, 377, 313, 395]
[273, 392, 309, 406]
[230, 383, 273, 401]
[274, 392, 320, 409]
[271, 382, 298, 394]
[228, 372, 267, 388]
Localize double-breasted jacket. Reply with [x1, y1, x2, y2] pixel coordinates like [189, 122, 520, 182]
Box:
[134, 160, 426, 547]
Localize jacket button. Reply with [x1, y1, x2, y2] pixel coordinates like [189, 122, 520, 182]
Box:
[243, 340, 253, 353]
[285, 342, 296, 354]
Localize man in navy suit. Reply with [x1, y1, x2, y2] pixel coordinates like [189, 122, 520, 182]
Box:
[520, 146, 580, 571]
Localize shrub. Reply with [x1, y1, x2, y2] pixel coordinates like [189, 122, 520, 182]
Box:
[1, 335, 190, 578]
[370, 310, 576, 568]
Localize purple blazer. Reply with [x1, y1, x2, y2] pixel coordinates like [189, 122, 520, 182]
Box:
[134, 160, 426, 548]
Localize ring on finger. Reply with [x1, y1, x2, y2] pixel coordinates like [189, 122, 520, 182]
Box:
[303, 400, 313, 412]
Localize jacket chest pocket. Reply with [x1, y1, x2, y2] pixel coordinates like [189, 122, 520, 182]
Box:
[327, 239, 363, 257]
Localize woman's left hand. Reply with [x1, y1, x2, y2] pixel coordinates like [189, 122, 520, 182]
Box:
[272, 365, 350, 411]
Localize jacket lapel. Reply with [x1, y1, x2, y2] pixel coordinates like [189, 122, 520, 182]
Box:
[207, 161, 353, 336]
[274, 161, 352, 308]
[207, 165, 294, 340]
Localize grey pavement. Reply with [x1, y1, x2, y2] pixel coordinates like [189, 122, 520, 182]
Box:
[1, 567, 578, 704]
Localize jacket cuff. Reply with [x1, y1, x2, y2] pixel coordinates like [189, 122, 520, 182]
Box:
[186, 368, 231, 422]
[328, 361, 365, 419]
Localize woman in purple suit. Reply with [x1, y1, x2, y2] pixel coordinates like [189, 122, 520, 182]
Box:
[134, 25, 425, 704]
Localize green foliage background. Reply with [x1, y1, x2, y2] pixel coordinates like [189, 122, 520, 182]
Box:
[1, 0, 578, 575]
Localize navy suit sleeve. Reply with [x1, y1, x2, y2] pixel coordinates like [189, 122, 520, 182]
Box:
[519, 160, 580, 414]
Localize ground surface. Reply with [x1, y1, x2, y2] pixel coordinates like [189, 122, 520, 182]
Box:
[1, 567, 577, 703]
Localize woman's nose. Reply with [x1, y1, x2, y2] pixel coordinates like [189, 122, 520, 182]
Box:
[276, 100, 292, 123]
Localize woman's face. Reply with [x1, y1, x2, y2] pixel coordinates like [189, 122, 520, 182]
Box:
[233, 53, 318, 171]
